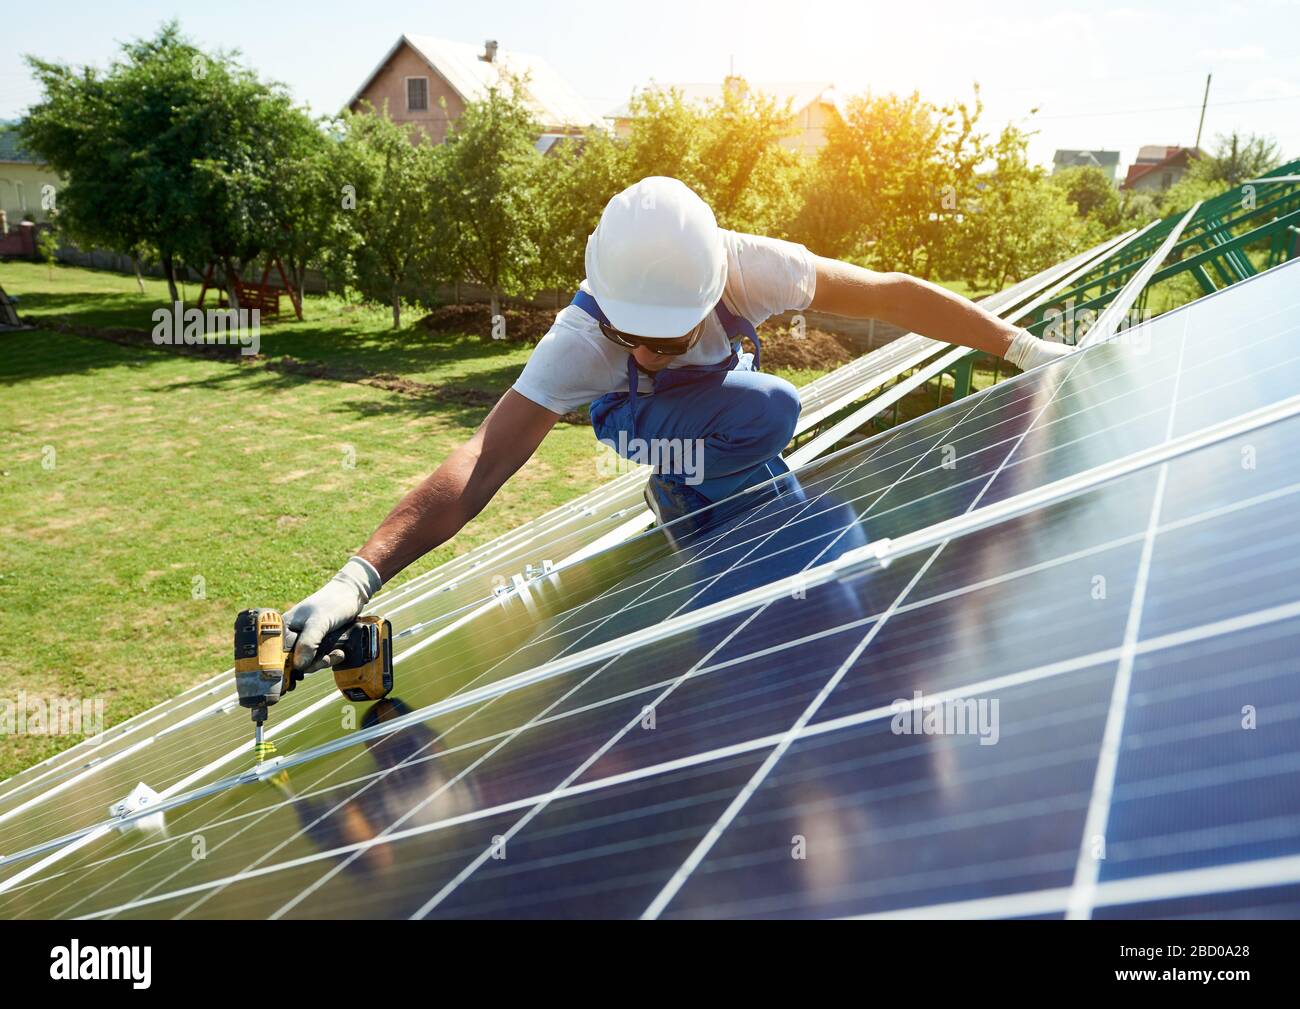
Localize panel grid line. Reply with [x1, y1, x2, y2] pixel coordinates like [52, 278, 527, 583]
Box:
[1066, 308, 1191, 919]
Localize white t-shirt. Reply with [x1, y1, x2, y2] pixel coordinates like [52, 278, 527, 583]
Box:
[512, 230, 818, 415]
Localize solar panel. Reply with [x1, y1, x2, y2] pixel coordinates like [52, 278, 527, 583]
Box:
[2, 257, 1297, 919]
[0, 239, 1107, 821]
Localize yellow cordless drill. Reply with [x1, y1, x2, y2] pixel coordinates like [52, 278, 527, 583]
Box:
[233, 608, 394, 761]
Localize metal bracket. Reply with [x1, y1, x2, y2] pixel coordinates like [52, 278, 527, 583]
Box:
[108, 781, 165, 833]
[524, 560, 554, 581]
[831, 538, 893, 580]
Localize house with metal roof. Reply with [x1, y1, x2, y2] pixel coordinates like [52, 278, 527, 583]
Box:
[1051, 149, 1121, 183]
[346, 35, 605, 144]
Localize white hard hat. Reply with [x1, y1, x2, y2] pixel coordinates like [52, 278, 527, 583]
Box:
[585, 176, 726, 338]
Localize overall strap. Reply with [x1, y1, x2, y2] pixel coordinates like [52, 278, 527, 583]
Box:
[570, 290, 644, 435]
[571, 289, 608, 326]
[712, 297, 761, 371]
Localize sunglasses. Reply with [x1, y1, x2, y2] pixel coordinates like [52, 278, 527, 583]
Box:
[598, 318, 707, 357]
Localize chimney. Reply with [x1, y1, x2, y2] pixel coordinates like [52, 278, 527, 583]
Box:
[481, 39, 499, 63]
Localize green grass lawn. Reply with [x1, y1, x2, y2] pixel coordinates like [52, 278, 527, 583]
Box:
[0, 262, 845, 779]
[2, 261, 538, 392]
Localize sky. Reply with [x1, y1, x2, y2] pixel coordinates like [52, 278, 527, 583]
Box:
[3, 0, 1298, 171]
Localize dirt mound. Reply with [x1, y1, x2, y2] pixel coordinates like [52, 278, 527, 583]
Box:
[756, 324, 859, 371]
[416, 302, 559, 343]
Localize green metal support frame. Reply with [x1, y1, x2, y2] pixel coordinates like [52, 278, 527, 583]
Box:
[1024, 161, 1300, 342]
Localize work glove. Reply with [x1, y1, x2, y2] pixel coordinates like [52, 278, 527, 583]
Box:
[1005, 329, 1074, 372]
[282, 556, 383, 675]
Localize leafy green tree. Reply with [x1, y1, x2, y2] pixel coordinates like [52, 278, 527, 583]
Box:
[329, 107, 439, 328]
[1052, 165, 1121, 229]
[618, 87, 702, 191]
[698, 79, 805, 236]
[620, 79, 803, 236]
[959, 125, 1083, 291]
[434, 79, 548, 320]
[786, 89, 984, 279]
[34, 224, 60, 281]
[261, 114, 340, 306]
[21, 21, 323, 306]
[22, 36, 169, 296]
[539, 78, 805, 293]
[1120, 189, 1163, 227]
[537, 128, 627, 292]
[1197, 131, 1281, 187]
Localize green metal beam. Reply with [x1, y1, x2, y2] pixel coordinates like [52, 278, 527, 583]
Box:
[1025, 205, 1300, 336]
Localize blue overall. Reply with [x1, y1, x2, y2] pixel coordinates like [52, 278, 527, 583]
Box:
[572, 290, 870, 595]
[573, 290, 802, 504]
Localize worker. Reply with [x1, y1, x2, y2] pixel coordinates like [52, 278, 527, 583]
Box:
[284, 175, 1072, 671]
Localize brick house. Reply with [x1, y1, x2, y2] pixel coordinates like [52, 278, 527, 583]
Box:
[346, 35, 604, 144]
[1122, 145, 1203, 192]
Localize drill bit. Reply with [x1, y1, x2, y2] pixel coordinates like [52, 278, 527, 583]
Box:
[251, 706, 276, 763]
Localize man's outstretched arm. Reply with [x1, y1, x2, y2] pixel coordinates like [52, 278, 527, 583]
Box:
[285, 389, 560, 670]
[358, 389, 560, 581]
[809, 258, 1068, 371]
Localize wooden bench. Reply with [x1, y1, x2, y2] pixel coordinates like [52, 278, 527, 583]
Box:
[229, 277, 281, 317]
[197, 259, 302, 320]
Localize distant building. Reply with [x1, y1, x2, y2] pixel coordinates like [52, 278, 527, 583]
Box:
[1122, 145, 1203, 192]
[607, 78, 845, 155]
[0, 122, 61, 226]
[1052, 149, 1121, 183]
[347, 35, 605, 144]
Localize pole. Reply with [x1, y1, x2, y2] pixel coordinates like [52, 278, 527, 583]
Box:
[1194, 72, 1212, 151]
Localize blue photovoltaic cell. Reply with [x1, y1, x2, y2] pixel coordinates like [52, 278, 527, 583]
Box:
[0, 259, 1297, 919]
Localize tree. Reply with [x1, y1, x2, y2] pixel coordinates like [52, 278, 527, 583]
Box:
[22, 36, 168, 296]
[261, 113, 340, 306]
[34, 224, 60, 281]
[786, 89, 985, 279]
[329, 107, 439, 328]
[21, 21, 325, 306]
[1197, 131, 1281, 187]
[1051, 165, 1121, 229]
[539, 77, 805, 294]
[959, 125, 1083, 291]
[537, 128, 627, 293]
[434, 79, 549, 320]
[1120, 188, 1163, 227]
[619, 79, 803, 236]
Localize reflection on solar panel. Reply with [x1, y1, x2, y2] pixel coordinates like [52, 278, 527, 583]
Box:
[2, 251, 1296, 919]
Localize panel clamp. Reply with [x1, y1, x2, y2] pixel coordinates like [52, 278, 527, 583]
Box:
[831, 538, 893, 580]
